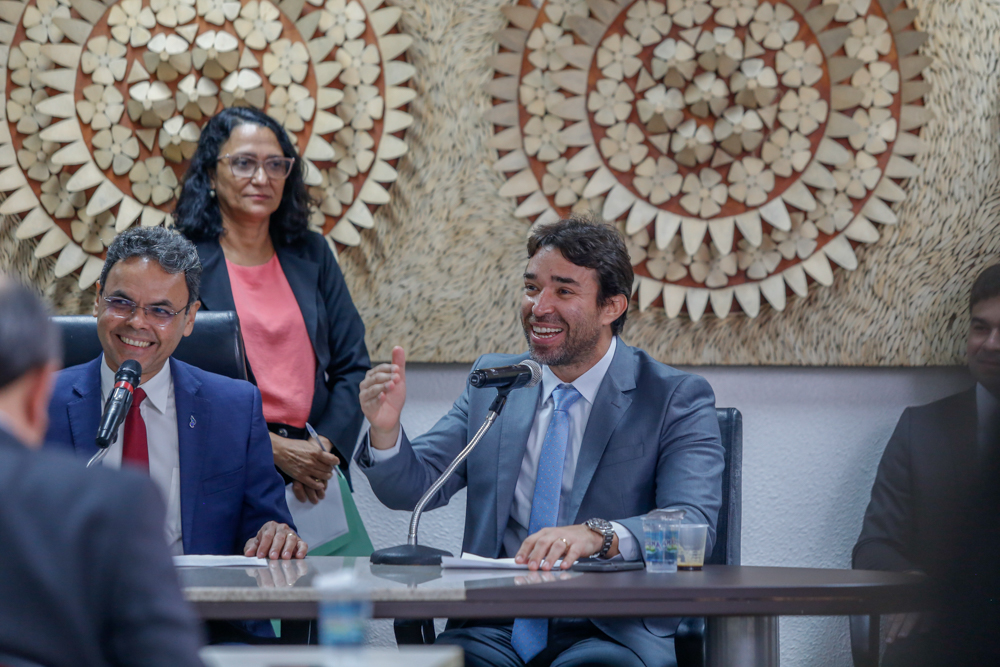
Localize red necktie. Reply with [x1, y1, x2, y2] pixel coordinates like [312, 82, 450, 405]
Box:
[122, 387, 148, 472]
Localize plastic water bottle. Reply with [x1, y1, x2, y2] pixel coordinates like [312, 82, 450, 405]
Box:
[315, 568, 371, 647]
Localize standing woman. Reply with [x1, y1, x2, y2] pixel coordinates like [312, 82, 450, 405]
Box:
[174, 107, 370, 505]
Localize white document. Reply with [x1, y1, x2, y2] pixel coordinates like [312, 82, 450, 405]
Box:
[173, 555, 268, 568]
[441, 553, 564, 570]
[284, 480, 349, 548]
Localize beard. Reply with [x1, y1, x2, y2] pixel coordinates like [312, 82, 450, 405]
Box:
[522, 314, 603, 368]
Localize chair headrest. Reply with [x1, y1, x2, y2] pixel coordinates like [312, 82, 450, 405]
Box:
[52, 311, 248, 381]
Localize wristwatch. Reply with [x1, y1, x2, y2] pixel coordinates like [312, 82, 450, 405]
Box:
[585, 517, 614, 558]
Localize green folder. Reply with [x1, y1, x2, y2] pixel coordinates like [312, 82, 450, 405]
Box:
[273, 471, 372, 636]
[306, 469, 373, 557]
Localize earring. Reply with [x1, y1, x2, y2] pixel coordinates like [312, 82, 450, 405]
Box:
[209, 189, 216, 198]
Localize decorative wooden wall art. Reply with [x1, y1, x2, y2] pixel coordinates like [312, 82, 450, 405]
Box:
[489, 0, 930, 321]
[0, 0, 414, 288]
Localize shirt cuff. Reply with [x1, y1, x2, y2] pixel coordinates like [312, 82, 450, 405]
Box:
[610, 521, 638, 561]
[366, 427, 403, 463]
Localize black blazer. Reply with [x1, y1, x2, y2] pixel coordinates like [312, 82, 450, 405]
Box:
[195, 233, 371, 473]
[853, 387, 979, 572]
[0, 428, 203, 667]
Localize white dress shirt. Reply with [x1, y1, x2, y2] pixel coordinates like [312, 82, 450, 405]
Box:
[100, 356, 183, 554]
[369, 337, 639, 560]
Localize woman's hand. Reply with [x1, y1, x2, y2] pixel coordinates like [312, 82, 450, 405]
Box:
[269, 432, 340, 504]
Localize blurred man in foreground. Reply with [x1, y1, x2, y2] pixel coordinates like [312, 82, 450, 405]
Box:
[854, 264, 1000, 666]
[0, 278, 204, 667]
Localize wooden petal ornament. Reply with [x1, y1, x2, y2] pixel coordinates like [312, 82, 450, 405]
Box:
[0, 0, 414, 287]
[490, 0, 931, 320]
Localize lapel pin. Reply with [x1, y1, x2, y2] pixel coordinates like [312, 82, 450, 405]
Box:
[189, 415, 196, 428]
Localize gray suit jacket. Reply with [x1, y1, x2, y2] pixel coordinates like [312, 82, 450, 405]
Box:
[358, 342, 725, 667]
[0, 428, 204, 667]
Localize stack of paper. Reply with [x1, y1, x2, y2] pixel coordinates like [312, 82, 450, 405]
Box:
[441, 554, 563, 569]
[173, 555, 268, 568]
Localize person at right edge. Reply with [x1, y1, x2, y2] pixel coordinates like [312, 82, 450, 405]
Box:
[854, 264, 1000, 666]
[357, 217, 724, 667]
[174, 107, 371, 503]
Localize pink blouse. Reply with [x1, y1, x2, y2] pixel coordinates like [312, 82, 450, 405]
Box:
[226, 255, 316, 428]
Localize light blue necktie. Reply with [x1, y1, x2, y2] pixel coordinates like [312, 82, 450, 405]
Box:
[511, 384, 582, 664]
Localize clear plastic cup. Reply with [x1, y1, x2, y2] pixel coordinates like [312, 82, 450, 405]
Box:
[642, 509, 685, 573]
[677, 524, 709, 571]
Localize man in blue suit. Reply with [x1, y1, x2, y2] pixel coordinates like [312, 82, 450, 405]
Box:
[45, 226, 305, 561]
[358, 218, 725, 667]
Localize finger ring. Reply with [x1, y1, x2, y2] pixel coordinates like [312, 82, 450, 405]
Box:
[559, 538, 569, 546]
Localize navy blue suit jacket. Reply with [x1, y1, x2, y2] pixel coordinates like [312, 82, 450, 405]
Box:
[45, 356, 294, 555]
[359, 342, 725, 667]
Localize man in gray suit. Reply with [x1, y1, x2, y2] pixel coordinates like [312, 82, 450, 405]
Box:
[358, 218, 725, 667]
[854, 264, 1000, 666]
[0, 278, 204, 667]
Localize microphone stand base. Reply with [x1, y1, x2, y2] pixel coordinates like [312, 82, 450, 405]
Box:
[370, 544, 454, 566]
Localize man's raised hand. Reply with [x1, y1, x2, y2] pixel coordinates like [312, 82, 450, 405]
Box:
[359, 346, 407, 449]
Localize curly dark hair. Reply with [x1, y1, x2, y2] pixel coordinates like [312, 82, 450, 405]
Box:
[172, 107, 314, 247]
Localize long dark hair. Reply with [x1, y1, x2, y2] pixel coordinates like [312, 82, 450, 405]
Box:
[173, 107, 314, 247]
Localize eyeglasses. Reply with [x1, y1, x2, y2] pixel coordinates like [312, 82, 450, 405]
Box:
[218, 154, 295, 180]
[101, 296, 189, 324]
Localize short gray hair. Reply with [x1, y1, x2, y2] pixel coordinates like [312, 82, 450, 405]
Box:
[100, 227, 202, 305]
[0, 279, 61, 390]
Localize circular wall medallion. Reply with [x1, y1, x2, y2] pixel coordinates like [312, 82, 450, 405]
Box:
[489, 0, 931, 320]
[0, 0, 415, 288]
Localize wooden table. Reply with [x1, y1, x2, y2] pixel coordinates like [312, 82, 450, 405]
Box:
[179, 557, 924, 667]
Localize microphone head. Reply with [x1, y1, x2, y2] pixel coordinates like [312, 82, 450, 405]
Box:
[518, 359, 542, 388]
[116, 359, 142, 385]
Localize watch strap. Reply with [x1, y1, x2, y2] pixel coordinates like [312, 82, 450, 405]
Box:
[586, 518, 614, 558]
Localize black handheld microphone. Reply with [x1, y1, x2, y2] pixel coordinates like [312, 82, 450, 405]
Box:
[95, 359, 142, 449]
[469, 360, 542, 389]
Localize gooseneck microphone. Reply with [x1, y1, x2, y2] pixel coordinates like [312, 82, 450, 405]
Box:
[88, 360, 142, 468]
[370, 358, 543, 566]
[469, 360, 543, 390]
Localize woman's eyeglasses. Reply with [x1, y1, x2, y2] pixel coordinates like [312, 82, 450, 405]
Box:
[102, 296, 189, 324]
[218, 154, 295, 180]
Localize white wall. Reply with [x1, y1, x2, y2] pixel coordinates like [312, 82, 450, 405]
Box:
[351, 363, 972, 666]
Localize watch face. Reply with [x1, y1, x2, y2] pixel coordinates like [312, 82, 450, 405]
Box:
[588, 518, 611, 534]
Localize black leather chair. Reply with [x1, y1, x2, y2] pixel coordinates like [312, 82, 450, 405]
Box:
[673, 407, 743, 667]
[393, 407, 744, 667]
[52, 311, 248, 381]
